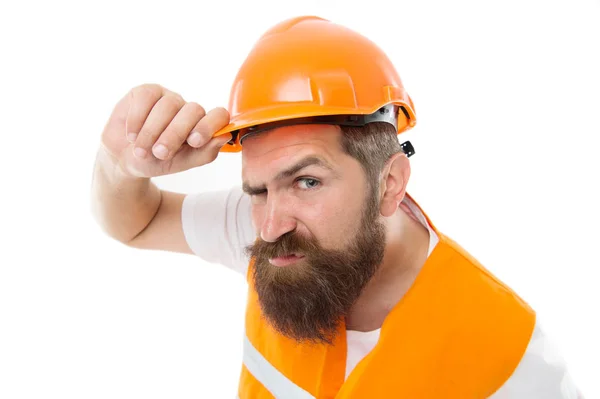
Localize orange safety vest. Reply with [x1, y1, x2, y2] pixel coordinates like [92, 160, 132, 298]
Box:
[238, 193, 536, 398]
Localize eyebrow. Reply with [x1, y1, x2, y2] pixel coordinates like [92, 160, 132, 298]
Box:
[242, 156, 334, 195]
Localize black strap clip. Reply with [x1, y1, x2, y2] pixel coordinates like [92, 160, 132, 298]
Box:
[400, 140, 415, 157]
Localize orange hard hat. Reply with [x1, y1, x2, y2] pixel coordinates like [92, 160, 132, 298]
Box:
[215, 16, 417, 155]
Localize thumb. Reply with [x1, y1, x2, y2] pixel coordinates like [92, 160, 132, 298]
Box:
[181, 132, 233, 169]
[210, 132, 233, 149]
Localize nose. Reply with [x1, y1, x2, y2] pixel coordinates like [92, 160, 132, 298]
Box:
[260, 196, 297, 242]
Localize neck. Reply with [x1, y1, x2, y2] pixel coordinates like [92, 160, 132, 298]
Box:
[345, 201, 431, 332]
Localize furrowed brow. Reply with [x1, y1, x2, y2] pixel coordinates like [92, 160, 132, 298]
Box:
[274, 156, 334, 181]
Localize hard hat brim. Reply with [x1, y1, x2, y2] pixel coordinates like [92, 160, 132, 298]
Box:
[216, 101, 416, 153]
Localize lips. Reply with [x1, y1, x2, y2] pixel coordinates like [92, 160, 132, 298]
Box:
[268, 253, 305, 267]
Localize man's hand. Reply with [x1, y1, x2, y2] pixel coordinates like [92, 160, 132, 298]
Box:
[100, 83, 232, 178]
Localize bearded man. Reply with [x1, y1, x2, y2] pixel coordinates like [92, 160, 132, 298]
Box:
[92, 15, 583, 399]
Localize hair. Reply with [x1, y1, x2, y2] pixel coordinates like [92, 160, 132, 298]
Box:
[339, 122, 402, 192]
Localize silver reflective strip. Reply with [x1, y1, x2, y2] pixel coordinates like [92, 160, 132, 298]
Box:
[242, 333, 316, 399]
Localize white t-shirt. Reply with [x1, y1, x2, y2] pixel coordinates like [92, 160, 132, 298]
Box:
[181, 186, 581, 398]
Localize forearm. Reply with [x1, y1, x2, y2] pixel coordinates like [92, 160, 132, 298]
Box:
[90, 147, 162, 244]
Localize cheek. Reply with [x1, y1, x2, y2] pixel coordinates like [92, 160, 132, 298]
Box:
[296, 193, 362, 248]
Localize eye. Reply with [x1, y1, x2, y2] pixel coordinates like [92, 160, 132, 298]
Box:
[296, 178, 320, 190]
[248, 188, 267, 204]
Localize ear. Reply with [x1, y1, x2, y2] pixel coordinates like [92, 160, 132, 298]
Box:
[379, 152, 410, 217]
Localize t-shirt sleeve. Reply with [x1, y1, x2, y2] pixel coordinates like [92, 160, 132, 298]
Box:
[181, 185, 257, 276]
[489, 320, 583, 398]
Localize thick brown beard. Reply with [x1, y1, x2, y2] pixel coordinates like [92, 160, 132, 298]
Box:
[244, 191, 386, 345]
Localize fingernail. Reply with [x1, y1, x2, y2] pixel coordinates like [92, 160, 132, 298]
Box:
[153, 143, 169, 159]
[187, 131, 202, 147]
[134, 147, 147, 158]
[127, 132, 137, 143]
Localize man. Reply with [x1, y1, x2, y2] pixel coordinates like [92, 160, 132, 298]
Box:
[91, 16, 582, 398]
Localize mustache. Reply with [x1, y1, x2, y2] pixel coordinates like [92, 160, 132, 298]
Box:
[244, 230, 321, 260]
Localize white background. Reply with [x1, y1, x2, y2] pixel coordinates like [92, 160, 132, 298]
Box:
[1, 0, 598, 397]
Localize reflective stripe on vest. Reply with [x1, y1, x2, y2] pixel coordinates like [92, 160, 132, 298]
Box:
[241, 332, 315, 399]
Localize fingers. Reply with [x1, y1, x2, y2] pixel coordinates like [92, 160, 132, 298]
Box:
[150, 101, 206, 160]
[123, 83, 231, 172]
[132, 93, 186, 159]
[187, 107, 231, 148]
[125, 84, 164, 144]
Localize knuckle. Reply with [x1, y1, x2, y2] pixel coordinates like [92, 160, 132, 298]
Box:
[133, 83, 163, 99]
[185, 101, 206, 117]
[137, 126, 159, 144]
[136, 130, 155, 146]
[214, 106, 230, 120]
[194, 120, 213, 140]
[163, 126, 187, 144]
[208, 107, 231, 127]
[164, 93, 185, 108]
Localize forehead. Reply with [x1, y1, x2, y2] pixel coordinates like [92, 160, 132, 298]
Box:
[241, 124, 343, 172]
